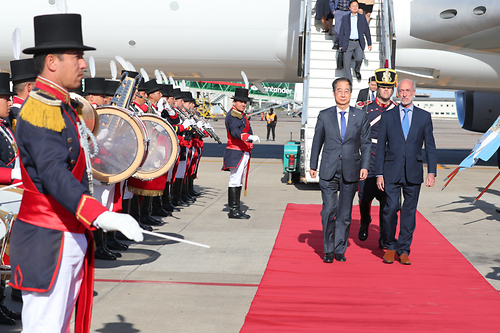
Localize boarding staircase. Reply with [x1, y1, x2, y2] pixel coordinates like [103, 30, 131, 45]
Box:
[298, 0, 395, 183]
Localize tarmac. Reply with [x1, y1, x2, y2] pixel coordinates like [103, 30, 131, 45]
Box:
[3, 113, 500, 332]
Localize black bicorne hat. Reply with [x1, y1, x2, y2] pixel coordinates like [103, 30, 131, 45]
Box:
[84, 77, 106, 95]
[10, 58, 38, 84]
[232, 87, 251, 102]
[23, 14, 96, 54]
[161, 84, 174, 98]
[0, 73, 14, 96]
[173, 88, 184, 100]
[105, 80, 120, 97]
[144, 79, 161, 95]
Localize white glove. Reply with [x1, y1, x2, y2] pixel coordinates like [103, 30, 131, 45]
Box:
[11, 167, 21, 181]
[182, 118, 195, 128]
[247, 135, 260, 143]
[94, 211, 144, 242]
[204, 123, 213, 130]
[196, 120, 204, 128]
[167, 108, 176, 117]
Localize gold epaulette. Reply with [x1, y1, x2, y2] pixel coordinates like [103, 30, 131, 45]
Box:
[20, 90, 66, 132]
[231, 109, 243, 119]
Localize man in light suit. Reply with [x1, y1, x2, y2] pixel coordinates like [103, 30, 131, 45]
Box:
[339, 0, 372, 82]
[376, 79, 437, 265]
[310, 77, 371, 263]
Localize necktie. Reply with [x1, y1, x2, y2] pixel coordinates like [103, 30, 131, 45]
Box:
[371, 91, 375, 101]
[402, 109, 410, 140]
[340, 111, 346, 141]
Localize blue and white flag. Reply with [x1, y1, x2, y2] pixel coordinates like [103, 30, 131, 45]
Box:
[459, 115, 500, 171]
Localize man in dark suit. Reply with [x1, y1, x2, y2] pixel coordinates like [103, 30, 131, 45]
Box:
[375, 79, 437, 265]
[339, 0, 372, 82]
[356, 76, 377, 103]
[310, 77, 371, 263]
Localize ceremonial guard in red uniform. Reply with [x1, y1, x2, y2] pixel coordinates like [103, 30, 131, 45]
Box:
[7, 58, 37, 131]
[128, 79, 170, 225]
[222, 88, 260, 219]
[356, 68, 397, 248]
[160, 85, 190, 211]
[0, 73, 22, 325]
[8, 14, 143, 333]
[170, 89, 196, 207]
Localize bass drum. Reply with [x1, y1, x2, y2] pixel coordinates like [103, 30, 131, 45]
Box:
[91, 106, 149, 184]
[134, 114, 179, 180]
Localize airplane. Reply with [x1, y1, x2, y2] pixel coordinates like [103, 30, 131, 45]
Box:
[1, 0, 499, 132]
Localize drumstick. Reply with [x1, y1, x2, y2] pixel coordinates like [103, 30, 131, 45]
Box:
[141, 230, 212, 249]
[0, 182, 23, 192]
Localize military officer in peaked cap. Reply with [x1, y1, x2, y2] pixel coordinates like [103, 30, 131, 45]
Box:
[8, 13, 143, 333]
[222, 87, 260, 219]
[356, 68, 398, 248]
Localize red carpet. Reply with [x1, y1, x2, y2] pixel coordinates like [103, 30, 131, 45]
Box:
[240, 204, 500, 332]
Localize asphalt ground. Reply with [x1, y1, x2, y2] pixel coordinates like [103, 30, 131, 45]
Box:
[3, 113, 500, 332]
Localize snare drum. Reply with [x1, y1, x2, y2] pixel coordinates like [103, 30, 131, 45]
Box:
[134, 114, 179, 180]
[0, 186, 23, 215]
[92, 106, 150, 184]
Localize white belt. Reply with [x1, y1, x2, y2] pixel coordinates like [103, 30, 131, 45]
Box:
[370, 115, 381, 127]
[371, 138, 378, 144]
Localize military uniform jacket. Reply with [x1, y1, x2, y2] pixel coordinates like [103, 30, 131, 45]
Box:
[222, 108, 253, 170]
[358, 99, 397, 177]
[9, 77, 108, 294]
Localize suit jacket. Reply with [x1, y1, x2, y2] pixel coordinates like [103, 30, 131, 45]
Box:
[310, 106, 371, 182]
[356, 87, 376, 103]
[375, 106, 437, 184]
[339, 12, 372, 51]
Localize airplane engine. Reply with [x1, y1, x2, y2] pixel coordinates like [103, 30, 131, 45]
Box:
[456, 91, 500, 133]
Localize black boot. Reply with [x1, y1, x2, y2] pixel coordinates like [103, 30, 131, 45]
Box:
[140, 196, 162, 226]
[187, 176, 201, 197]
[181, 180, 196, 204]
[0, 281, 17, 325]
[94, 229, 117, 260]
[10, 287, 22, 303]
[162, 182, 180, 212]
[358, 201, 372, 241]
[106, 231, 128, 251]
[122, 198, 131, 214]
[237, 186, 251, 219]
[378, 196, 388, 249]
[128, 196, 153, 232]
[171, 178, 189, 207]
[151, 196, 171, 217]
[228, 187, 245, 219]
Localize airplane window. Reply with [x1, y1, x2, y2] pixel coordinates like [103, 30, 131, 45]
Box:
[440, 9, 457, 19]
[473, 6, 486, 16]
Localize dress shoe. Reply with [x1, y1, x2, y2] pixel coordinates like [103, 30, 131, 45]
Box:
[108, 249, 122, 258]
[399, 252, 411, 265]
[383, 249, 396, 263]
[323, 252, 334, 263]
[334, 253, 346, 262]
[95, 248, 116, 260]
[228, 209, 247, 219]
[11, 288, 23, 303]
[358, 224, 369, 241]
[355, 72, 362, 81]
[0, 304, 21, 320]
[332, 43, 339, 50]
[0, 309, 16, 325]
[140, 215, 161, 226]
